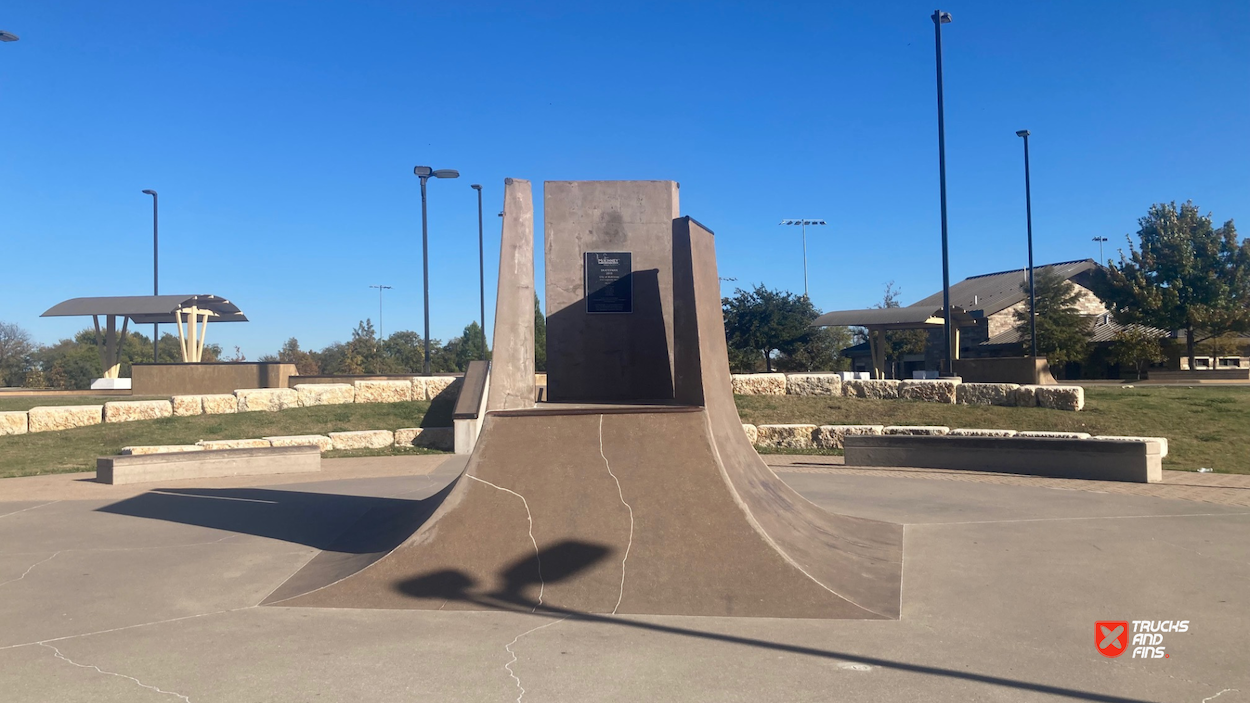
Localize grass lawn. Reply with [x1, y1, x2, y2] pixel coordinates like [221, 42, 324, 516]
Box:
[0, 395, 169, 412]
[0, 398, 454, 479]
[736, 386, 1250, 474]
[3, 386, 1247, 479]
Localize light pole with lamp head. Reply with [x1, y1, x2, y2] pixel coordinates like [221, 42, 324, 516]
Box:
[471, 184, 486, 358]
[779, 219, 826, 298]
[369, 284, 392, 340]
[1093, 236, 1108, 262]
[142, 189, 159, 361]
[1014, 130, 1038, 360]
[0, 31, 19, 42]
[414, 166, 460, 375]
[932, 9, 955, 376]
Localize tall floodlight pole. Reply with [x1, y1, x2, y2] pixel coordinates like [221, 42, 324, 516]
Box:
[1015, 131, 1038, 359]
[369, 284, 392, 340]
[142, 190, 159, 360]
[779, 219, 827, 298]
[932, 9, 955, 376]
[471, 184, 486, 357]
[1093, 236, 1108, 262]
[414, 166, 460, 375]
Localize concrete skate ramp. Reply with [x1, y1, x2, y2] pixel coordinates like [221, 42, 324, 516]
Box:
[273, 215, 902, 619]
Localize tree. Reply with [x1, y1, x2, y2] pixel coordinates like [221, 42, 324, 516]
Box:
[723, 285, 821, 373]
[278, 338, 320, 375]
[1092, 201, 1250, 370]
[774, 326, 852, 372]
[1015, 267, 1091, 371]
[346, 319, 383, 373]
[0, 321, 35, 387]
[381, 331, 425, 373]
[534, 294, 547, 372]
[454, 321, 489, 370]
[1110, 326, 1165, 380]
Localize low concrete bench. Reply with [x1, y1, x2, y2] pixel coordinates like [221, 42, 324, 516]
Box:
[97, 445, 321, 485]
[843, 435, 1162, 483]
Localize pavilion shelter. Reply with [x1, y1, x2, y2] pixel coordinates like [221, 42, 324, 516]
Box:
[812, 306, 980, 379]
[41, 295, 247, 380]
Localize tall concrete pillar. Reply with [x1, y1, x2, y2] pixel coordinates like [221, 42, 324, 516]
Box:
[544, 181, 680, 402]
[485, 178, 535, 412]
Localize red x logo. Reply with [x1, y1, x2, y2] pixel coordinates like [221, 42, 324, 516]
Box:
[1096, 621, 1129, 657]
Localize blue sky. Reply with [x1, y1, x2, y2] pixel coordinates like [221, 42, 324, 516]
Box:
[2, 1, 1247, 357]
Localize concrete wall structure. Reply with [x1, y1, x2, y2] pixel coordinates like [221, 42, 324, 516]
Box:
[953, 357, 1057, 385]
[486, 178, 536, 412]
[132, 362, 297, 396]
[844, 434, 1162, 483]
[544, 180, 681, 402]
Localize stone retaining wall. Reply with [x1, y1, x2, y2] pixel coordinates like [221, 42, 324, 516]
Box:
[728, 372, 1083, 411]
[121, 426, 457, 457]
[5, 375, 467, 436]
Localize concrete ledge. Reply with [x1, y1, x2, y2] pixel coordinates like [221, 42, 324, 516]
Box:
[843, 435, 1162, 483]
[97, 446, 321, 485]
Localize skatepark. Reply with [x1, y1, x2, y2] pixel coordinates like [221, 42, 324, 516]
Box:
[2, 180, 1248, 702]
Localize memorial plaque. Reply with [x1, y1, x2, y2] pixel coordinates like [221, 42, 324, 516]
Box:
[584, 252, 632, 314]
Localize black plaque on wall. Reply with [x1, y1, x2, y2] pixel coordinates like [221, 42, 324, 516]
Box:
[584, 252, 633, 314]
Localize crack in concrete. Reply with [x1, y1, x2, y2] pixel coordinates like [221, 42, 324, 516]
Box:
[0, 500, 61, 519]
[1202, 690, 1237, 703]
[599, 414, 634, 615]
[1, 606, 252, 653]
[38, 641, 193, 701]
[464, 474, 544, 610]
[503, 616, 569, 703]
[0, 551, 60, 588]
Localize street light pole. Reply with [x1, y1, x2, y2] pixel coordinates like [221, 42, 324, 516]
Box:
[471, 184, 486, 357]
[932, 9, 954, 376]
[1093, 236, 1108, 262]
[1015, 130, 1037, 359]
[369, 284, 392, 340]
[142, 189, 159, 361]
[413, 166, 460, 375]
[779, 219, 827, 298]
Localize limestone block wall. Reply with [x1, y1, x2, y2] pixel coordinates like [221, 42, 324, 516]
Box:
[104, 400, 173, 423]
[28, 406, 104, 432]
[730, 373, 787, 396]
[726, 372, 1083, 412]
[0, 411, 29, 436]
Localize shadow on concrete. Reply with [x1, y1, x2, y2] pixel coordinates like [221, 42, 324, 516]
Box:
[391, 564, 1160, 703]
[545, 268, 674, 403]
[397, 540, 612, 607]
[97, 480, 457, 554]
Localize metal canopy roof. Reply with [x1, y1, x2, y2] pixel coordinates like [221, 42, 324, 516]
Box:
[41, 295, 248, 325]
[812, 306, 979, 330]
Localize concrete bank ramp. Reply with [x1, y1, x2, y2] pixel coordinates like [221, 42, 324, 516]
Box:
[273, 405, 902, 619]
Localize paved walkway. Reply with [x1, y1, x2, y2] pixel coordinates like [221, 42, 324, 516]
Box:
[766, 455, 1250, 508]
[1, 455, 1247, 702]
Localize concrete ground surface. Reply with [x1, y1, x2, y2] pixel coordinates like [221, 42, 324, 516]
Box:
[1, 455, 1247, 702]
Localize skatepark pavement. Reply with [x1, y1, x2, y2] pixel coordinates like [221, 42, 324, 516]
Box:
[1, 454, 1247, 703]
